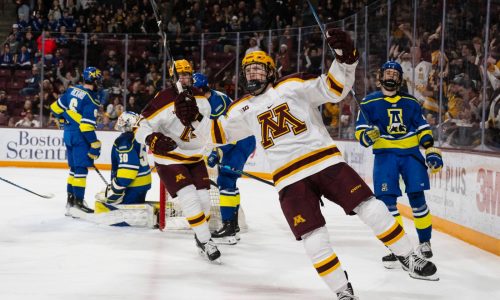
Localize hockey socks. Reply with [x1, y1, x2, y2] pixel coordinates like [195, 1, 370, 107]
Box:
[408, 191, 432, 243]
[302, 227, 350, 294]
[177, 185, 211, 243]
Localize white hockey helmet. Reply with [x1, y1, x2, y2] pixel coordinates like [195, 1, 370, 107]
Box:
[115, 111, 140, 132]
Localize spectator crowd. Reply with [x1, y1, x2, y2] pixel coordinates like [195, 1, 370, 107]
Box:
[0, 0, 498, 151]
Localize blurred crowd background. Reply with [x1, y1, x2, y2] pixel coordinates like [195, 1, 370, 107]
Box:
[0, 0, 498, 152]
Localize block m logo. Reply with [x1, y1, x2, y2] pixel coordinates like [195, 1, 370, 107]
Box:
[257, 103, 307, 149]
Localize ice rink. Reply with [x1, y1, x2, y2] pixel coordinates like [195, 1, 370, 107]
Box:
[0, 167, 499, 300]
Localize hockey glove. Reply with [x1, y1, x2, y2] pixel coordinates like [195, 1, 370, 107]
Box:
[326, 28, 359, 64]
[425, 147, 443, 174]
[207, 148, 222, 168]
[360, 126, 380, 147]
[146, 132, 177, 156]
[174, 91, 200, 127]
[104, 181, 125, 204]
[88, 140, 101, 160]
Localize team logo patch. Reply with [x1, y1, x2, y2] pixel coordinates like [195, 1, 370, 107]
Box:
[293, 214, 306, 227]
[175, 174, 186, 182]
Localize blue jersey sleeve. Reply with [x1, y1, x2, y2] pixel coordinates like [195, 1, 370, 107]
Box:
[79, 94, 99, 144]
[209, 90, 232, 119]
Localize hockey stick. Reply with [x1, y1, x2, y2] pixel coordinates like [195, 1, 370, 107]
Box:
[306, 0, 369, 122]
[93, 165, 109, 186]
[219, 164, 274, 187]
[149, 0, 183, 93]
[0, 176, 54, 199]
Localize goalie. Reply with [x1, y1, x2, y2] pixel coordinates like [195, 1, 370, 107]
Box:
[94, 111, 155, 227]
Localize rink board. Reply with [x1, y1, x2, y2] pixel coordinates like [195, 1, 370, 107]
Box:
[0, 128, 498, 254]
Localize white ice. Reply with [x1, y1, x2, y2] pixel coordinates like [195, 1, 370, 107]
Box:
[0, 167, 499, 300]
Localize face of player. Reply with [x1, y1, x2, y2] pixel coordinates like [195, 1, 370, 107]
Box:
[245, 63, 267, 83]
[178, 73, 192, 87]
[382, 69, 401, 82]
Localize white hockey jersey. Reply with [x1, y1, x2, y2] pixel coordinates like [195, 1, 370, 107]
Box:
[195, 60, 358, 190]
[135, 87, 211, 165]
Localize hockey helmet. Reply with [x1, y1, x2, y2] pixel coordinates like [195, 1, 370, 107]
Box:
[115, 111, 140, 132]
[83, 66, 103, 85]
[379, 60, 403, 91]
[240, 51, 276, 96]
[169, 59, 193, 77]
[193, 73, 209, 89]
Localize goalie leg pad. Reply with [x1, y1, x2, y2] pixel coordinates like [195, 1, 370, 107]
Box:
[354, 197, 412, 257]
[94, 201, 156, 228]
[302, 226, 348, 294]
[178, 185, 211, 243]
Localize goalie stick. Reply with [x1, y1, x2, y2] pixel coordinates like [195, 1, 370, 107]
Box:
[0, 176, 54, 199]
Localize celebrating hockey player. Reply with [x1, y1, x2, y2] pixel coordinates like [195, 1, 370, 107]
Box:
[50, 66, 103, 216]
[173, 29, 439, 299]
[192, 72, 256, 245]
[93, 111, 155, 227]
[134, 60, 221, 262]
[355, 60, 443, 266]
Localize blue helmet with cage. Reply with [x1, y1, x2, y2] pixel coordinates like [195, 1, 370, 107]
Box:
[83, 66, 103, 86]
[379, 60, 403, 91]
[192, 73, 209, 90]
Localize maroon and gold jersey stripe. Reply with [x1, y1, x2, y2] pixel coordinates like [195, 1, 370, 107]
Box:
[377, 221, 405, 246]
[186, 212, 206, 227]
[313, 253, 341, 277]
[153, 152, 203, 163]
[326, 73, 344, 96]
[211, 119, 226, 144]
[273, 145, 341, 186]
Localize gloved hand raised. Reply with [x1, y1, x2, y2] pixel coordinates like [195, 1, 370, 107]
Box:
[174, 91, 200, 127]
[326, 28, 359, 64]
[146, 132, 177, 156]
[425, 147, 443, 174]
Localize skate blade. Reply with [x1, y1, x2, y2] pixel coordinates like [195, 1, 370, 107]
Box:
[409, 272, 440, 281]
[197, 250, 223, 264]
[383, 261, 401, 269]
[212, 236, 237, 245]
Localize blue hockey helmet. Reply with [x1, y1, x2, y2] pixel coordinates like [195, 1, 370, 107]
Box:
[192, 73, 208, 89]
[379, 60, 403, 91]
[83, 66, 103, 85]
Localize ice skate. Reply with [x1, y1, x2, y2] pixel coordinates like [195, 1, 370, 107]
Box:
[195, 235, 221, 263]
[416, 241, 433, 258]
[69, 199, 94, 218]
[65, 193, 75, 217]
[382, 253, 400, 269]
[336, 282, 358, 300]
[397, 253, 439, 281]
[211, 220, 238, 245]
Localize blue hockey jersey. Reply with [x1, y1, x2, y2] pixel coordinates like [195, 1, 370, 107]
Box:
[111, 132, 152, 192]
[355, 91, 433, 155]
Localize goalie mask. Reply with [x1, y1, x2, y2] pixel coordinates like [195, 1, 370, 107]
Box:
[115, 111, 140, 132]
[379, 61, 403, 91]
[169, 59, 193, 89]
[240, 51, 276, 96]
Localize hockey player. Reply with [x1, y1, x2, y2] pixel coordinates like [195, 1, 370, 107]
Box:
[93, 111, 155, 227]
[134, 59, 221, 262]
[174, 29, 439, 299]
[50, 66, 103, 216]
[355, 60, 443, 266]
[192, 72, 256, 245]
